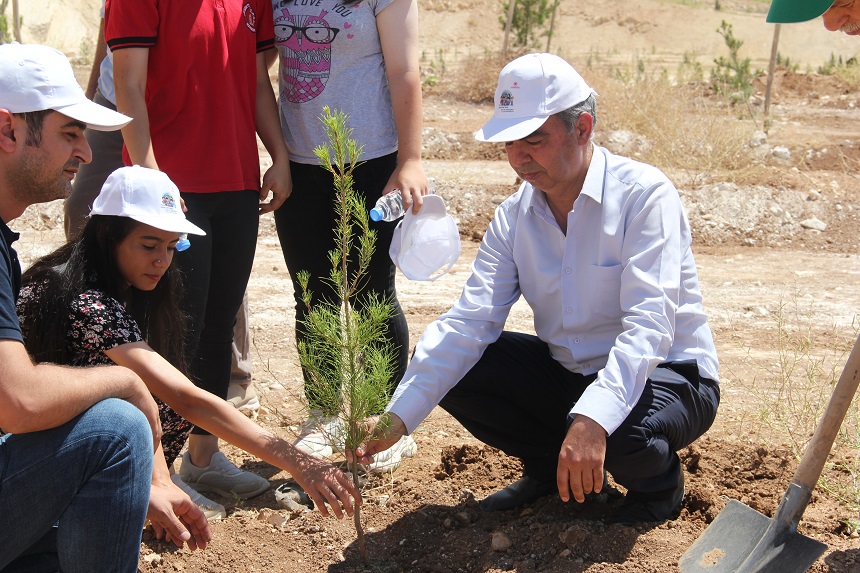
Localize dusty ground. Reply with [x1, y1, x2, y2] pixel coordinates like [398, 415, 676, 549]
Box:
[13, 0, 860, 571]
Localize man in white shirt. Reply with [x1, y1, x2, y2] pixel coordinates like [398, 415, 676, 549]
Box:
[358, 53, 720, 525]
[766, 0, 858, 32]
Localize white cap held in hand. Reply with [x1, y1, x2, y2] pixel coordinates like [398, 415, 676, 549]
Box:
[389, 195, 460, 281]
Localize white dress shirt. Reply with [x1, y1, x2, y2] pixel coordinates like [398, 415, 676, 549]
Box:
[388, 145, 719, 436]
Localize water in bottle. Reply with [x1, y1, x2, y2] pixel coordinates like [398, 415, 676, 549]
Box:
[369, 190, 406, 222]
[370, 180, 437, 222]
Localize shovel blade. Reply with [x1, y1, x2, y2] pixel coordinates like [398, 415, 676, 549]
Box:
[679, 500, 827, 573]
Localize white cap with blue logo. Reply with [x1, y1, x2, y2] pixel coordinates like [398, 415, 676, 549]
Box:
[475, 53, 596, 143]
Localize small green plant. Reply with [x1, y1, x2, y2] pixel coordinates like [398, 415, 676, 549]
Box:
[296, 107, 398, 564]
[498, 0, 560, 49]
[78, 38, 94, 66]
[711, 20, 757, 103]
[818, 53, 860, 89]
[775, 52, 799, 73]
[0, 0, 10, 44]
[678, 51, 704, 83]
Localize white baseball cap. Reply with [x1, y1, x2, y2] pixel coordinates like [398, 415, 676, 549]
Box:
[475, 53, 596, 143]
[90, 166, 206, 236]
[0, 43, 131, 131]
[389, 195, 460, 281]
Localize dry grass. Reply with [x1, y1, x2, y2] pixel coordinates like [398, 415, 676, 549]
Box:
[724, 291, 860, 511]
[590, 67, 760, 187]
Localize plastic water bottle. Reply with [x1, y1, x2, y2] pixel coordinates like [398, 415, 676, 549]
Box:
[176, 234, 191, 252]
[369, 190, 406, 222]
[369, 180, 437, 222]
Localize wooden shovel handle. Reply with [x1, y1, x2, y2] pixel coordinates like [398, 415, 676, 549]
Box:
[793, 331, 860, 489]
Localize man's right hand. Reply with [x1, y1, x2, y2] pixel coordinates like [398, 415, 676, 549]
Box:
[352, 412, 408, 465]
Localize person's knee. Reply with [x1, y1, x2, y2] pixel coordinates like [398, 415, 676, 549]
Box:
[79, 398, 152, 455]
[604, 425, 669, 475]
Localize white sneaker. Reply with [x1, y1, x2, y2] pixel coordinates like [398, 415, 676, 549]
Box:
[365, 435, 418, 474]
[293, 412, 344, 459]
[170, 473, 226, 521]
[226, 380, 260, 415]
[179, 451, 269, 500]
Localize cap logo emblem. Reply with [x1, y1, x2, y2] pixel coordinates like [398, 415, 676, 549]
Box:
[161, 193, 177, 212]
[498, 89, 514, 112]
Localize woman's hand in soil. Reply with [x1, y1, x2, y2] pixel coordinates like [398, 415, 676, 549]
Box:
[293, 454, 361, 519]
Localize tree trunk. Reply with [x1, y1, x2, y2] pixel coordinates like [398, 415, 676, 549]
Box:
[502, 0, 516, 56]
[11, 0, 19, 43]
[351, 460, 368, 563]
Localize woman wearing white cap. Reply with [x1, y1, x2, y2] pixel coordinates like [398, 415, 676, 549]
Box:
[17, 166, 360, 547]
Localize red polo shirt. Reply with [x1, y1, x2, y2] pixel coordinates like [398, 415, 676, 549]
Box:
[105, 0, 275, 194]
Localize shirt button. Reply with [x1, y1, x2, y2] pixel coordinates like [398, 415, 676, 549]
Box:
[566, 307, 573, 313]
[584, 362, 591, 368]
[574, 338, 580, 343]
[565, 267, 572, 274]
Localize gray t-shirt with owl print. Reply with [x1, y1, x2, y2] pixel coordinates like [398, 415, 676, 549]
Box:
[272, 0, 398, 164]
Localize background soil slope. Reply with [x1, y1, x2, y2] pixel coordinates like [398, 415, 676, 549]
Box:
[14, 0, 860, 571]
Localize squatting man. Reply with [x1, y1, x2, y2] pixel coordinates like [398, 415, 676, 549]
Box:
[356, 52, 721, 525]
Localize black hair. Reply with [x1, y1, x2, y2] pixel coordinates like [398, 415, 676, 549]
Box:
[11, 109, 53, 146]
[21, 215, 188, 372]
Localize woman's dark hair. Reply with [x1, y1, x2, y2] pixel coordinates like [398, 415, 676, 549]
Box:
[21, 215, 188, 372]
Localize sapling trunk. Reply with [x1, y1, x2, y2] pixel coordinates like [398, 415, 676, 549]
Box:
[296, 107, 398, 564]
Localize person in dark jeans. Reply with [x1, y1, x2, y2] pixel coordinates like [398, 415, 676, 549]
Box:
[0, 42, 157, 571]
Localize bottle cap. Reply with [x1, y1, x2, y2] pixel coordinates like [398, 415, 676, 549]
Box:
[389, 195, 460, 281]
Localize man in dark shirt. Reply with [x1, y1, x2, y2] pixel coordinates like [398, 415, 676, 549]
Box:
[0, 42, 161, 572]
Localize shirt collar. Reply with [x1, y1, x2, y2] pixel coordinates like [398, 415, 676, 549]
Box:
[579, 144, 606, 205]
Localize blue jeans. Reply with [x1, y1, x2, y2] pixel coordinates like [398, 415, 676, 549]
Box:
[0, 399, 153, 572]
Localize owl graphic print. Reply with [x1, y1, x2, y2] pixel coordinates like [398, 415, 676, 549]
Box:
[272, 0, 399, 164]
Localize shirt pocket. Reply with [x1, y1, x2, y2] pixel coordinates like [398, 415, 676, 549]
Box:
[588, 263, 623, 319]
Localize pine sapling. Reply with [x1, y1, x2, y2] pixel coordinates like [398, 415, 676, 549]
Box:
[296, 107, 398, 563]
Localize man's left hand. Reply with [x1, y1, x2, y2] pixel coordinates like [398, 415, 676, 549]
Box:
[258, 158, 292, 214]
[556, 414, 607, 503]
